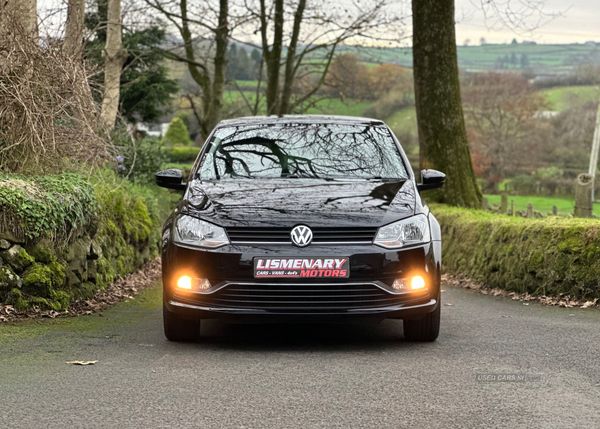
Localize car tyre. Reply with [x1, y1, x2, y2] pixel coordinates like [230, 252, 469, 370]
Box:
[403, 294, 441, 342]
[163, 303, 201, 342]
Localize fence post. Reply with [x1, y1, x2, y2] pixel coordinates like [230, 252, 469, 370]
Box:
[482, 197, 488, 211]
[574, 173, 593, 218]
[511, 199, 514, 216]
[552, 205, 558, 216]
[527, 202, 534, 218]
[500, 193, 508, 215]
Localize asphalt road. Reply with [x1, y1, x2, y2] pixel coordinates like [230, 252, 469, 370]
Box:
[0, 285, 599, 429]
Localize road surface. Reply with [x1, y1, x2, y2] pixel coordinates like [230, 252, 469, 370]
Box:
[0, 285, 599, 428]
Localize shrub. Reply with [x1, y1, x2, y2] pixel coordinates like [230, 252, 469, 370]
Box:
[507, 167, 576, 197]
[162, 146, 201, 163]
[0, 13, 107, 174]
[112, 126, 167, 185]
[163, 117, 192, 146]
[362, 88, 413, 119]
[433, 204, 600, 299]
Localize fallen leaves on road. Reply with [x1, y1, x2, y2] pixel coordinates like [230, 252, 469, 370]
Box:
[0, 259, 162, 324]
[442, 273, 600, 310]
[66, 361, 98, 365]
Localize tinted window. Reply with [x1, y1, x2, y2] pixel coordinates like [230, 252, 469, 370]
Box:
[198, 123, 407, 180]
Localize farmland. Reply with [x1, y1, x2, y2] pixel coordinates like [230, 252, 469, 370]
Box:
[484, 194, 600, 215]
[538, 85, 600, 111]
[336, 43, 600, 75]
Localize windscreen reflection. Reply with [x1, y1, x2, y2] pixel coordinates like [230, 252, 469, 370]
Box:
[198, 123, 408, 180]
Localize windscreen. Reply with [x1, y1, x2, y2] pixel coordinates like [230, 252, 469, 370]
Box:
[197, 123, 408, 180]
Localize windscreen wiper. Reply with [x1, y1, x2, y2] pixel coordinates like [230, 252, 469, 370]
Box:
[366, 176, 406, 182]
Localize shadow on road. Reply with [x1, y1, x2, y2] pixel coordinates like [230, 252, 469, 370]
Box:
[187, 319, 431, 352]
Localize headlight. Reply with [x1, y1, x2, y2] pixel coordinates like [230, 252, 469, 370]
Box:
[373, 215, 431, 249]
[173, 215, 229, 248]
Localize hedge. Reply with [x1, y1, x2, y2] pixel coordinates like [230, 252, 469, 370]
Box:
[162, 146, 200, 164]
[433, 204, 600, 300]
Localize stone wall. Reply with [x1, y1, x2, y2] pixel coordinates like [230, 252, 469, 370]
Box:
[0, 172, 169, 311]
[0, 227, 156, 311]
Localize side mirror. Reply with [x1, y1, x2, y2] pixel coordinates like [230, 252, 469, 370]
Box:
[155, 169, 187, 190]
[417, 169, 445, 192]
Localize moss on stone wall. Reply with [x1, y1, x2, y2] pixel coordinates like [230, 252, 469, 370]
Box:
[0, 169, 173, 310]
[433, 204, 600, 299]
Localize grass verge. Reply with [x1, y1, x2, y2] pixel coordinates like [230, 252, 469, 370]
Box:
[0, 281, 162, 345]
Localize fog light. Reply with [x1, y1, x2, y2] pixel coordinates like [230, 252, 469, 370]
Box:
[176, 276, 211, 291]
[411, 276, 425, 290]
[392, 276, 427, 291]
[177, 276, 192, 290]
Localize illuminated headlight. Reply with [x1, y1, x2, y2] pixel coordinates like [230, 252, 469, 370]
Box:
[374, 215, 431, 249]
[173, 215, 229, 248]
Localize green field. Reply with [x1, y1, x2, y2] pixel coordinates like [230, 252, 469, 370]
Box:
[484, 194, 600, 216]
[538, 85, 600, 111]
[221, 89, 374, 117]
[334, 43, 600, 75]
[385, 106, 417, 137]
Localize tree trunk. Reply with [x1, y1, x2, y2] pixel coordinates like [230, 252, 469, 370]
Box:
[202, 0, 228, 137]
[1, 0, 38, 38]
[278, 0, 306, 116]
[100, 0, 127, 131]
[412, 0, 481, 207]
[64, 0, 86, 56]
[171, 0, 228, 139]
[261, 0, 284, 115]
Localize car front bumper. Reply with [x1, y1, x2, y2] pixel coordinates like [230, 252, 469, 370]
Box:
[162, 241, 441, 321]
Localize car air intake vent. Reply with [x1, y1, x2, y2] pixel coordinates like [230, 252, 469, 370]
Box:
[175, 282, 416, 313]
[226, 226, 377, 245]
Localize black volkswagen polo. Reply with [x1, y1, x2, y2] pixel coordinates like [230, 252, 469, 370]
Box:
[156, 115, 445, 342]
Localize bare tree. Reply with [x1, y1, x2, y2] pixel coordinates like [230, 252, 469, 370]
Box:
[100, 0, 127, 130]
[0, 13, 106, 173]
[144, 0, 230, 139]
[462, 73, 551, 191]
[246, 0, 405, 116]
[64, 0, 86, 56]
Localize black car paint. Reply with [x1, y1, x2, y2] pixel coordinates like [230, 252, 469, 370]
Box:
[159, 116, 443, 322]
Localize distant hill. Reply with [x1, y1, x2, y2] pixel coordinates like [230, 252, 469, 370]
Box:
[335, 43, 600, 75]
[164, 39, 600, 88]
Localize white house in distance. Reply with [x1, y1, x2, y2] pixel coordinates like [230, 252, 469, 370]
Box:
[135, 122, 170, 137]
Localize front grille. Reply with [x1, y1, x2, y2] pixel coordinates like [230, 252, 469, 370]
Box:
[226, 226, 377, 245]
[176, 282, 412, 313]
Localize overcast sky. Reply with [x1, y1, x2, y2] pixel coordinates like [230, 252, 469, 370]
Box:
[455, 0, 600, 44]
[38, 0, 600, 45]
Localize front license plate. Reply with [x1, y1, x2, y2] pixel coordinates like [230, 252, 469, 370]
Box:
[254, 257, 350, 278]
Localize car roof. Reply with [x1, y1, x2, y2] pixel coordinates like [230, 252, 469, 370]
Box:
[216, 115, 385, 128]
